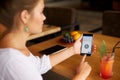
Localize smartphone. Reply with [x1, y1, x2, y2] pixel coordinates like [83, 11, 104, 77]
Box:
[80, 34, 93, 56]
[39, 45, 66, 55]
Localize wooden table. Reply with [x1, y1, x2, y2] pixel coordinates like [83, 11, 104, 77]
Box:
[28, 25, 61, 40]
[28, 32, 120, 80]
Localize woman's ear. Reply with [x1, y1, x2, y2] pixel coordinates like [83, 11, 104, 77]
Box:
[20, 10, 30, 24]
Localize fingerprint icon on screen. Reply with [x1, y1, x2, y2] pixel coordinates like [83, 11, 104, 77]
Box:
[84, 44, 89, 49]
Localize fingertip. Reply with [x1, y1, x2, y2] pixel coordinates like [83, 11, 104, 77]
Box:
[83, 54, 86, 59]
[81, 54, 86, 63]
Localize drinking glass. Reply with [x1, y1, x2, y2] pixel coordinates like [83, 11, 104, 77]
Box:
[100, 53, 114, 79]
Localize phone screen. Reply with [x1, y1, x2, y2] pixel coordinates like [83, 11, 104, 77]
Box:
[81, 34, 93, 56]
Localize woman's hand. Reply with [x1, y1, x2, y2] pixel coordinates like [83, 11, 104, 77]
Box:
[73, 55, 91, 80]
[73, 35, 83, 54]
[73, 35, 96, 55]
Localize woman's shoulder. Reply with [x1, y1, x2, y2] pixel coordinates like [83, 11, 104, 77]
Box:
[0, 48, 17, 61]
[0, 48, 24, 58]
[0, 48, 29, 67]
[0, 48, 43, 80]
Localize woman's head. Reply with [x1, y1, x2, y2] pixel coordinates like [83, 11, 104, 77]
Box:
[0, 0, 45, 33]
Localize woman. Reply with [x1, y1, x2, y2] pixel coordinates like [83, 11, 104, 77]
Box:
[0, 0, 95, 80]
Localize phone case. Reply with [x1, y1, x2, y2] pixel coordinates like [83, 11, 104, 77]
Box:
[39, 45, 66, 55]
[80, 34, 93, 56]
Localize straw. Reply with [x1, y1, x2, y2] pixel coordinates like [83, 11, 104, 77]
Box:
[111, 41, 120, 57]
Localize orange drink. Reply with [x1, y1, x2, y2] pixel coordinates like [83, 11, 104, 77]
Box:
[100, 54, 114, 79]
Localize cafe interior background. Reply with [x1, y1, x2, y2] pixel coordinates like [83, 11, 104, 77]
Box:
[0, 0, 119, 80]
[27, 0, 120, 45]
[37, 0, 120, 80]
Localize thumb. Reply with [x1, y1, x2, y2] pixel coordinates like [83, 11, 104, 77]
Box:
[75, 34, 83, 43]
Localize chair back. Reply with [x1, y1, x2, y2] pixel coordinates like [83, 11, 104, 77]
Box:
[102, 11, 120, 37]
[44, 7, 78, 32]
